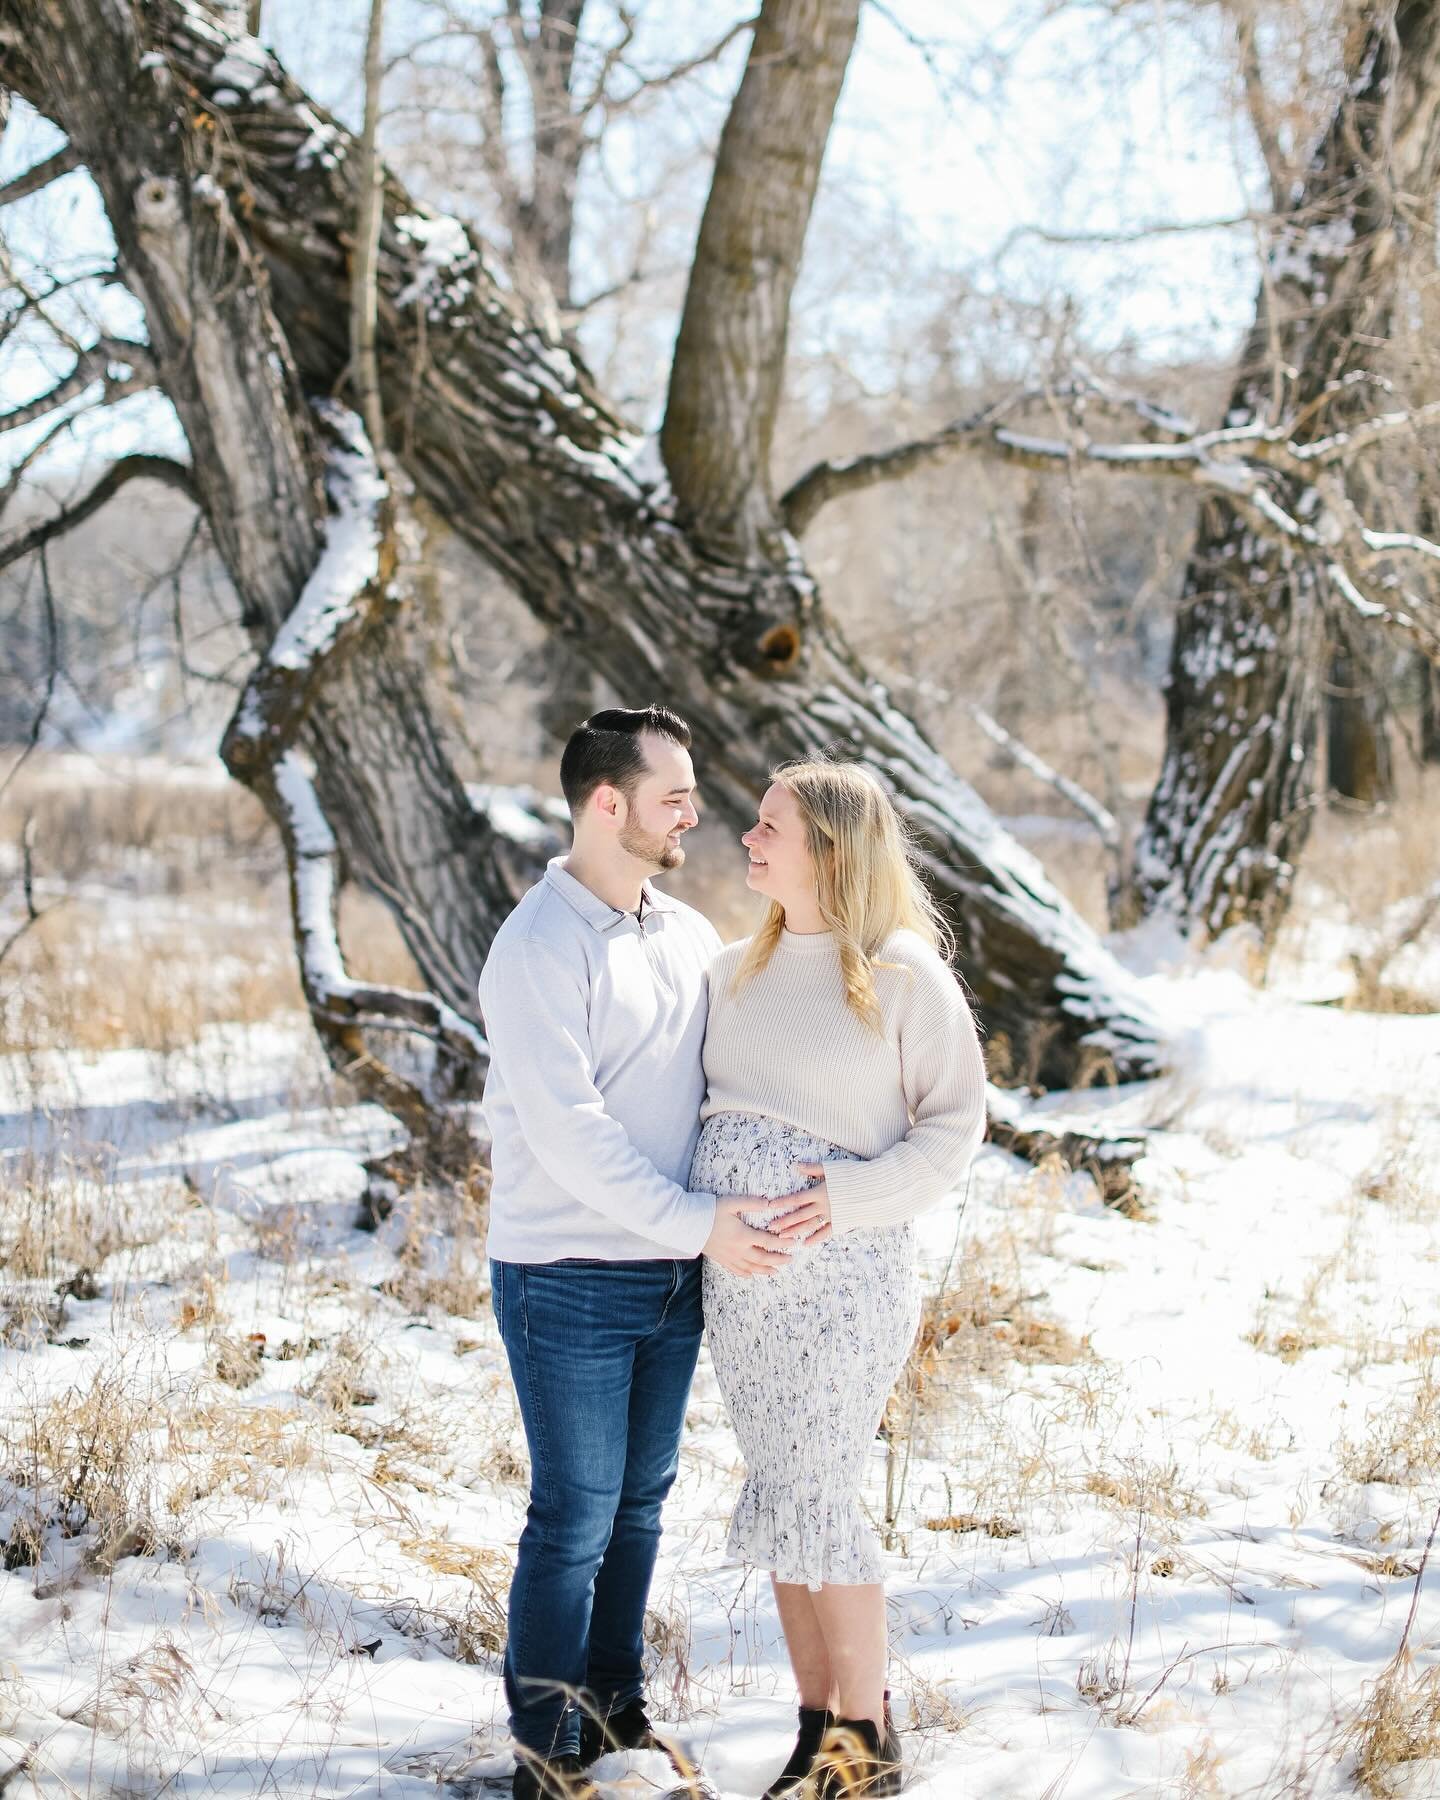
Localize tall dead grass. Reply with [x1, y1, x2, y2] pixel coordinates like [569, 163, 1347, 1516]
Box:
[0, 1146, 178, 1344]
[1, 1368, 185, 1573]
[1343, 1508, 1440, 1797]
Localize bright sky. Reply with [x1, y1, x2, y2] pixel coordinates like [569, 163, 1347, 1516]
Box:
[0, 0, 1268, 483]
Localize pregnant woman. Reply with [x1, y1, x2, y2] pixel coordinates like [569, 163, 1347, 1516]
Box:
[692, 759, 988, 1798]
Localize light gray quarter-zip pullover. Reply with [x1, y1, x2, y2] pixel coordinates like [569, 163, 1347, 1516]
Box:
[478, 857, 722, 1263]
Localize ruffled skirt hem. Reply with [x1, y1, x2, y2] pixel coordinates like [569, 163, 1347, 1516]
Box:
[724, 1474, 886, 1590]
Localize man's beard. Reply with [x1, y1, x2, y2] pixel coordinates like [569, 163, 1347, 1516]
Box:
[619, 819, 684, 872]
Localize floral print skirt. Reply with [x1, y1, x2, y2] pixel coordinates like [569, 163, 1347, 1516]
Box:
[690, 1110, 920, 1591]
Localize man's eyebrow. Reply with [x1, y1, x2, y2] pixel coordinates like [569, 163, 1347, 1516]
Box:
[664, 784, 696, 796]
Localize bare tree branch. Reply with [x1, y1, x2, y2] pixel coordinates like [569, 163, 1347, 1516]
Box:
[219, 404, 493, 1141]
[591, 13, 756, 121]
[1230, 1, 1292, 213]
[0, 261, 122, 354]
[967, 704, 1122, 852]
[350, 0, 387, 453]
[781, 382, 1440, 658]
[0, 409, 80, 518]
[996, 210, 1269, 253]
[0, 336, 154, 433]
[0, 140, 80, 206]
[0, 453, 197, 574]
[0, 814, 67, 969]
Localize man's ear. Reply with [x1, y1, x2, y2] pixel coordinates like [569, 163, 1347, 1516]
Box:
[591, 782, 623, 824]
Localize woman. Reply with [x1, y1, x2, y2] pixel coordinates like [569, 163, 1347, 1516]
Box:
[691, 760, 987, 1799]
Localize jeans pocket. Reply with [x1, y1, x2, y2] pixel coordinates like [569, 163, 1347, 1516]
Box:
[490, 1262, 505, 1336]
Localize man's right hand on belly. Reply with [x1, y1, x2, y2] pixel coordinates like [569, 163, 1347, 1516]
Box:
[703, 1195, 793, 1277]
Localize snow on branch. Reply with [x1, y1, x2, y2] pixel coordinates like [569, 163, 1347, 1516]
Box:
[780, 377, 1440, 659]
[273, 749, 486, 1063]
[967, 705, 1121, 851]
[985, 1083, 1149, 1214]
[0, 453, 196, 574]
[220, 403, 490, 1132]
[225, 399, 392, 765]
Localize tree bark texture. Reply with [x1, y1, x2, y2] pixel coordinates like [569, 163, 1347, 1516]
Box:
[1325, 632, 1395, 804]
[660, 0, 864, 558]
[349, 0, 387, 456]
[3, 3, 557, 1128]
[1125, 0, 1440, 941]
[2, 0, 1162, 1088]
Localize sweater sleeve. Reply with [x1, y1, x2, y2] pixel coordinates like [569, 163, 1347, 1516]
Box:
[821, 975, 987, 1234]
[480, 935, 717, 1255]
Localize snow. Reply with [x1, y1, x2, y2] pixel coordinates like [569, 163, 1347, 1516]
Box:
[294, 105, 341, 173]
[3, 891, 1440, 1797]
[264, 403, 386, 676]
[465, 784, 567, 848]
[395, 212, 476, 312]
[208, 43, 268, 97]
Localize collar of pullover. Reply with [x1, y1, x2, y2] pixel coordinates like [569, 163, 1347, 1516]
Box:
[776, 926, 836, 954]
[543, 856, 678, 932]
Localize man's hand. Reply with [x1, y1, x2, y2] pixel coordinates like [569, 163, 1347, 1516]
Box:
[702, 1196, 794, 1276]
[766, 1163, 833, 1245]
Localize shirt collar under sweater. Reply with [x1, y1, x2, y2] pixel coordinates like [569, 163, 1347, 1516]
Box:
[542, 855, 678, 932]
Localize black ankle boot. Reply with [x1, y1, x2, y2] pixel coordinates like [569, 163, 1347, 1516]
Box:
[814, 1714, 903, 1797]
[578, 1697, 662, 1768]
[763, 1705, 833, 1798]
[511, 1751, 599, 1800]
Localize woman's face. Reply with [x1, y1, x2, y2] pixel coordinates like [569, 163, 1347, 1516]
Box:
[741, 782, 816, 913]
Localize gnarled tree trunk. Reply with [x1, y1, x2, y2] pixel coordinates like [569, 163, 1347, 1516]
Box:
[2, 0, 1163, 1094]
[1124, 0, 1440, 941]
[3, 3, 559, 1148]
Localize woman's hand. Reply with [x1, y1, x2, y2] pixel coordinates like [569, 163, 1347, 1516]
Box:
[769, 1162, 833, 1244]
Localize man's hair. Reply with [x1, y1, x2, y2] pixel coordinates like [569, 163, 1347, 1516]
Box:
[560, 705, 693, 816]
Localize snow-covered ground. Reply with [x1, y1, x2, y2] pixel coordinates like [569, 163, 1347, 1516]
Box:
[3, 899, 1440, 1798]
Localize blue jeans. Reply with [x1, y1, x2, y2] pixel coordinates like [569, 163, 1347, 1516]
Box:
[490, 1256, 703, 1758]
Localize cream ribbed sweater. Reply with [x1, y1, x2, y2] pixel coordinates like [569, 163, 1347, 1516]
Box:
[700, 927, 988, 1234]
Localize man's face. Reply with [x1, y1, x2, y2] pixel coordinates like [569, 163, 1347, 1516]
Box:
[616, 733, 699, 872]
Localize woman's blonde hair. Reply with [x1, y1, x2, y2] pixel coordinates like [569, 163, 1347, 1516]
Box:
[734, 758, 954, 1029]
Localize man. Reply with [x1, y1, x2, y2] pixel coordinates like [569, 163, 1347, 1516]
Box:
[479, 705, 790, 1800]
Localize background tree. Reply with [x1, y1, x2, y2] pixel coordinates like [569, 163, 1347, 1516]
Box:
[0, 0, 1170, 1182]
[1120, 0, 1440, 940]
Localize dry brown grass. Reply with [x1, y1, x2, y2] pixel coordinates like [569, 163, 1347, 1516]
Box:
[0, 753, 276, 891]
[904, 1239, 1089, 1393]
[1344, 1509, 1440, 1796]
[0, 1147, 181, 1346]
[0, 897, 303, 1055]
[880, 1211, 1097, 1549]
[0, 1369, 184, 1572]
[0, 751, 429, 1057]
[378, 1181, 492, 1320]
[1082, 1460, 1210, 1522]
[175, 1401, 318, 1507]
[922, 1511, 1022, 1539]
[362, 1500, 516, 1668]
[1338, 1353, 1440, 1488]
[298, 1330, 381, 1417]
[0, 1146, 158, 1280]
[1347, 1665, 1440, 1797]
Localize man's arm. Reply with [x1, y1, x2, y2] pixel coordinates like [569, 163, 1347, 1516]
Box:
[481, 935, 717, 1256]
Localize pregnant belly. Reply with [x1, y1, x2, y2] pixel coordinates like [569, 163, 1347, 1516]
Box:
[691, 1110, 862, 1227]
